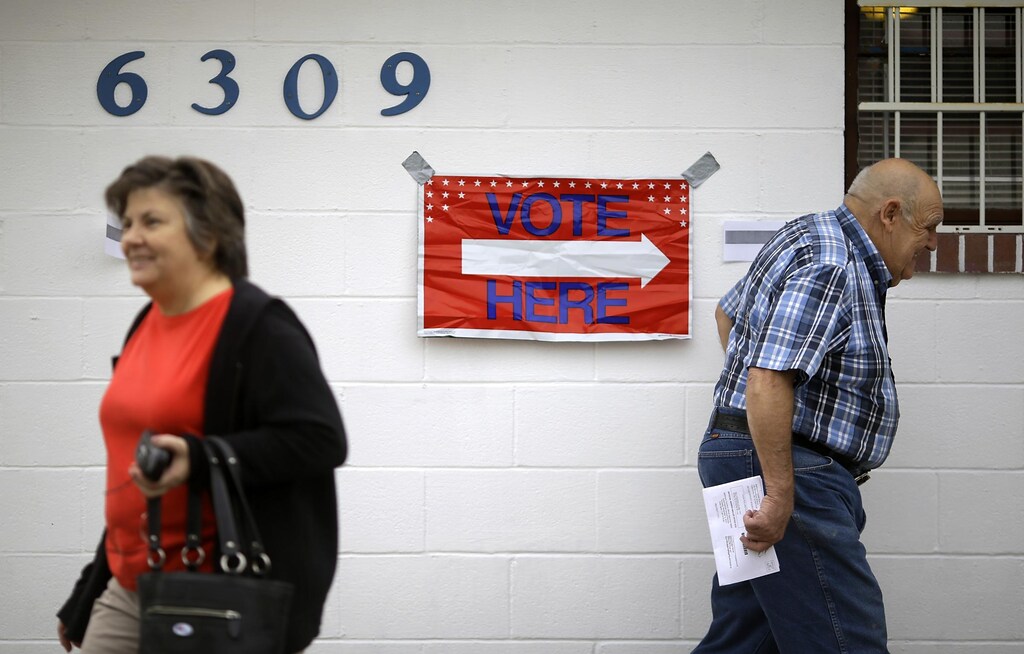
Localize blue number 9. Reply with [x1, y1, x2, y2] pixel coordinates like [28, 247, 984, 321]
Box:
[192, 49, 239, 116]
[380, 52, 430, 116]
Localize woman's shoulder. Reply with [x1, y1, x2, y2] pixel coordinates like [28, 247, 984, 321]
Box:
[226, 279, 312, 346]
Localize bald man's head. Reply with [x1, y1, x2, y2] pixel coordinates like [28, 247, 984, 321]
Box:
[845, 158, 944, 286]
[846, 158, 936, 221]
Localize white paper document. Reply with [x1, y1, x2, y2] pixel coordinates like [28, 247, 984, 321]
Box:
[702, 475, 781, 585]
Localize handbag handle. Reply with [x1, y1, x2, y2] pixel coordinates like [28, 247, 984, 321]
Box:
[145, 463, 204, 571]
[144, 437, 270, 577]
[206, 436, 274, 577]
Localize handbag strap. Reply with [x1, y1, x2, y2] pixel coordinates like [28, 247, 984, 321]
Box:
[143, 437, 270, 577]
[181, 480, 205, 570]
[206, 436, 273, 577]
[145, 456, 205, 571]
[145, 497, 166, 570]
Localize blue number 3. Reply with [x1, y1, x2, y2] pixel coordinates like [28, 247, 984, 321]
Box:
[192, 49, 239, 116]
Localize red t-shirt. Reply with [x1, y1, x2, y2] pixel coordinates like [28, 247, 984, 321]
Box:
[99, 288, 233, 590]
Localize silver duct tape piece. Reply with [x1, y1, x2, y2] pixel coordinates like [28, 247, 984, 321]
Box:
[402, 151, 435, 185]
[681, 151, 720, 188]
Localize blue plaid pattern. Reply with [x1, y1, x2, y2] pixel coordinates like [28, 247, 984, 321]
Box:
[715, 205, 897, 468]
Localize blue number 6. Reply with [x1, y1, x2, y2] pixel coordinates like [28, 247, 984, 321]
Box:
[380, 52, 430, 116]
[96, 51, 148, 116]
[192, 49, 239, 116]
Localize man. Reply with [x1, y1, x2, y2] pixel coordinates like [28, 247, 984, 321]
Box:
[694, 158, 943, 653]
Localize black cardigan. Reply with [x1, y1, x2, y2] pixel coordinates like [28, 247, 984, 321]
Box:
[58, 279, 347, 652]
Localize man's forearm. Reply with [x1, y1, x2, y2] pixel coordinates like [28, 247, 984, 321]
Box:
[746, 367, 797, 498]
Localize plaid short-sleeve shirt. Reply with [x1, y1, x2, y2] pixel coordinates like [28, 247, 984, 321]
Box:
[714, 204, 898, 468]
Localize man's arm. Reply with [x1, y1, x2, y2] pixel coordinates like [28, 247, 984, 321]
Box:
[741, 366, 797, 552]
[715, 304, 733, 352]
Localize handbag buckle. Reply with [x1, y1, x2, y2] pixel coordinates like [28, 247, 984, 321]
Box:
[147, 547, 166, 570]
[251, 552, 272, 576]
[220, 552, 248, 575]
[181, 544, 206, 570]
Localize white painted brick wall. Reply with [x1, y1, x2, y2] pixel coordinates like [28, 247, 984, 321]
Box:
[1, 1, 1021, 652]
[337, 556, 510, 638]
[511, 557, 681, 638]
[337, 469, 425, 553]
[341, 385, 514, 467]
[426, 470, 597, 552]
[0, 382, 107, 466]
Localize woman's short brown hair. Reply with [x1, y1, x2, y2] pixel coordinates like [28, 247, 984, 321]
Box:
[105, 155, 248, 278]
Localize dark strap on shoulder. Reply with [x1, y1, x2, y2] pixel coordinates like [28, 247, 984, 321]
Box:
[124, 304, 153, 346]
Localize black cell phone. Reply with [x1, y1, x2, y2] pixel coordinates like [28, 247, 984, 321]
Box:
[136, 429, 171, 481]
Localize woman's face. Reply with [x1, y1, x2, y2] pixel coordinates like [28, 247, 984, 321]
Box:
[120, 187, 213, 299]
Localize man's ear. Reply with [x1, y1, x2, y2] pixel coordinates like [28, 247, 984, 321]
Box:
[879, 198, 901, 231]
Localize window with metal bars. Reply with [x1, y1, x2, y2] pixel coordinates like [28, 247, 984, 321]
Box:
[846, 1, 1024, 273]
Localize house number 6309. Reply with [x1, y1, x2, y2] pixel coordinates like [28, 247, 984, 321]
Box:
[96, 50, 430, 119]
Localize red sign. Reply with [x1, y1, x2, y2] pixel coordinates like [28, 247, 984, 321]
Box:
[418, 175, 691, 341]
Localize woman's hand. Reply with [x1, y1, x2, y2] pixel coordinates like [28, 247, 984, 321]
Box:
[129, 434, 190, 498]
[58, 620, 79, 651]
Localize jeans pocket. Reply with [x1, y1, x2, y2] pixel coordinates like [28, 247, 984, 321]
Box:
[792, 444, 833, 473]
[697, 438, 754, 488]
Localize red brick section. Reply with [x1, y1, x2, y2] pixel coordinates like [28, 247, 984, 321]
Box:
[964, 234, 989, 273]
[924, 233, 1021, 274]
[914, 244, 932, 273]
[993, 234, 1018, 273]
[935, 233, 960, 273]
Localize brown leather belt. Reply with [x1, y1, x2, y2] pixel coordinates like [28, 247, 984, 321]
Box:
[710, 409, 871, 485]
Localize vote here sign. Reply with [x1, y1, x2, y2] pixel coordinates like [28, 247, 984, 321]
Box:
[418, 175, 691, 341]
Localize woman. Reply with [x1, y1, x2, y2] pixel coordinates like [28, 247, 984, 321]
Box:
[56, 156, 347, 653]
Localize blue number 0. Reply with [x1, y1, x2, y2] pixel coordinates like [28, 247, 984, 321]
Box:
[380, 52, 430, 116]
[283, 54, 338, 120]
[192, 49, 239, 116]
[96, 51, 148, 117]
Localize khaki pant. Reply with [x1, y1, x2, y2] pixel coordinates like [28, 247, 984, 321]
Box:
[80, 576, 304, 653]
[80, 577, 139, 654]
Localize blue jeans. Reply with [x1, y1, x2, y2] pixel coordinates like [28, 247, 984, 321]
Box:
[693, 413, 889, 653]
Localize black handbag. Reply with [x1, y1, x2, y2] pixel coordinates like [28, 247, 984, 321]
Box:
[137, 437, 294, 653]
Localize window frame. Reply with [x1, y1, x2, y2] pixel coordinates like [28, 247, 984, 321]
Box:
[845, 0, 1024, 235]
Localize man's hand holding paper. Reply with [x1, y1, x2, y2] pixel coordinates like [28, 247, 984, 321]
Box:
[702, 475, 781, 585]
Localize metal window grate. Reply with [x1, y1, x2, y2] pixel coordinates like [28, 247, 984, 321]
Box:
[856, 3, 1024, 234]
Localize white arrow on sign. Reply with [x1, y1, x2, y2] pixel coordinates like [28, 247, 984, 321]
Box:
[461, 234, 670, 288]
